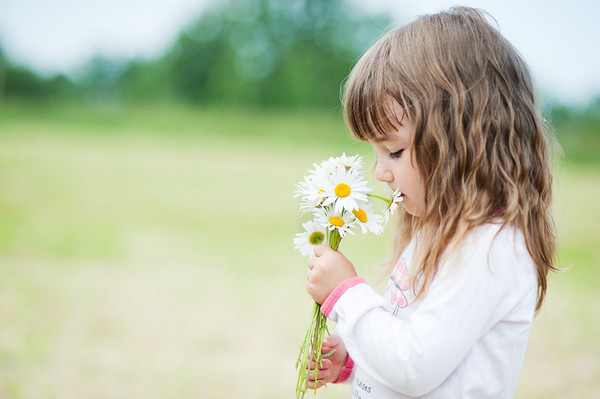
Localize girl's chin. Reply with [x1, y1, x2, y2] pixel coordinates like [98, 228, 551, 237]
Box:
[401, 201, 423, 217]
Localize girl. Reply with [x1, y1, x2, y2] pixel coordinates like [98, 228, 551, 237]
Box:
[305, 7, 558, 399]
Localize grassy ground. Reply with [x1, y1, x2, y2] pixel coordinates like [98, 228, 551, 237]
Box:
[0, 103, 598, 398]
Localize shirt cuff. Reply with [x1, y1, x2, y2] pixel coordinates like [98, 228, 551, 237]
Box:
[321, 277, 366, 317]
[334, 355, 354, 383]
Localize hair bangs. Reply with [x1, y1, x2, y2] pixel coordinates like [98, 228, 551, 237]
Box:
[345, 88, 409, 141]
[343, 35, 408, 141]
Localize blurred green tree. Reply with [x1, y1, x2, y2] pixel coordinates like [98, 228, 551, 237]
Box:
[1, 0, 390, 108]
[0, 48, 5, 102]
[159, 0, 390, 108]
[550, 99, 600, 165]
[3, 64, 78, 102]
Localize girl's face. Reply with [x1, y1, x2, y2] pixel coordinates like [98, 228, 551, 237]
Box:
[369, 115, 425, 217]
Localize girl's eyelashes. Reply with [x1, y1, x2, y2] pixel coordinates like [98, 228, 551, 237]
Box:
[388, 149, 404, 159]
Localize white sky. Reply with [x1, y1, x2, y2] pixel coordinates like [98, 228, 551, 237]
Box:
[1, 0, 599, 106]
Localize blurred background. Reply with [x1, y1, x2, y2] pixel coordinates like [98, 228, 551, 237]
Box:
[0, 0, 598, 398]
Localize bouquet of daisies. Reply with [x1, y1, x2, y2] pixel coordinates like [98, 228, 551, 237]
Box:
[294, 154, 401, 398]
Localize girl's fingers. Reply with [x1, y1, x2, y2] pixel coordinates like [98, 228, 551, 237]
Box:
[307, 379, 326, 389]
[323, 334, 341, 347]
[313, 244, 330, 257]
[307, 365, 331, 382]
[309, 358, 331, 370]
[307, 358, 332, 381]
[321, 344, 335, 355]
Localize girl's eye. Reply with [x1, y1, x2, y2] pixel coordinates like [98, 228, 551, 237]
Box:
[388, 149, 404, 159]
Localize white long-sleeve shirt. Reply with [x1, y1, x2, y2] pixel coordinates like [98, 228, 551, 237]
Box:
[321, 223, 537, 398]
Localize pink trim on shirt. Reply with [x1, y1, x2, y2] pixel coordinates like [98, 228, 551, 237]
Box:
[334, 355, 354, 383]
[321, 277, 366, 317]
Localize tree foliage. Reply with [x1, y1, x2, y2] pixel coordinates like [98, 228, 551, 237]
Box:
[1, 0, 390, 108]
[0, 49, 80, 102]
[549, 98, 600, 164]
[151, 0, 390, 107]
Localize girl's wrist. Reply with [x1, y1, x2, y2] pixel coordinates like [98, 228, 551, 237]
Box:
[334, 355, 354, 383]
[321, 277, 366, 317]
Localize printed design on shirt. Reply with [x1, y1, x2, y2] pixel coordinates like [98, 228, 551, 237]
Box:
[389, 257, 409, 316]
[352, 377, 373, 398]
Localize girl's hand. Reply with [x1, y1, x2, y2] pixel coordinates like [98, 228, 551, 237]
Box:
[307, 334, 348, 389]
[306, 244, 357, 304]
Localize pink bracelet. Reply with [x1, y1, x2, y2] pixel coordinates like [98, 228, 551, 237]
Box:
[334, 355, 354, 383]
[321, 277, 366, 317]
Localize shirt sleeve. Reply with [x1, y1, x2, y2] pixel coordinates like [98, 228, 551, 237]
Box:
[321, 227, 537, 397]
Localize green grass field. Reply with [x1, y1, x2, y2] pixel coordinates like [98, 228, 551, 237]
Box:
[0, 103, 598, 398]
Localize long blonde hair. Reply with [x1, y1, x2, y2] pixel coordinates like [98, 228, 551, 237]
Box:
[343, 7, 558, 311]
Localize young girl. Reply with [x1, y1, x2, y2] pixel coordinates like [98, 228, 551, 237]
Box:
[305, 7, 558, 399]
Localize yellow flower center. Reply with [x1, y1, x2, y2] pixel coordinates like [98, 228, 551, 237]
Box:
[335, 183, 351, 198]
[328, 216, 345, 227]
[352, 208, 368, 223]
[308, 231, 325, 245]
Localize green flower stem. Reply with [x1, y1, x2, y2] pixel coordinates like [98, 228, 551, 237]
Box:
[327, 228, 342, 251]
[367, 193, 392, 203]
[296, 229, 342, 398]
[296, 303, 329, 398]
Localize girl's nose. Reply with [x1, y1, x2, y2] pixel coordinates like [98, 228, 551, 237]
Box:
[375, 158, 393, 182]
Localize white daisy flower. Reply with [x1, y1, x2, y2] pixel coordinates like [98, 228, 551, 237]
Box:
[322, 167, 371, 214]
[293, 220, 326, 257]
[352, 202, 384, 235]
[295, 176, 327, 214]
[303, 157, 340, 186]
[328, 153, 364, 172]
[315, 209, 356, 238]
[383, 189, 403, 224]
